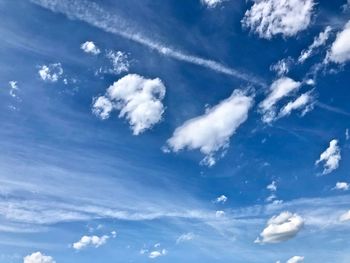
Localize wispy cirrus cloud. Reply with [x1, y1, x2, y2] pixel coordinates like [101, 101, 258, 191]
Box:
[30, 0, 264, 86]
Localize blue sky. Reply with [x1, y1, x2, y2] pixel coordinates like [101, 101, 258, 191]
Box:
[0, 0, 350, 262]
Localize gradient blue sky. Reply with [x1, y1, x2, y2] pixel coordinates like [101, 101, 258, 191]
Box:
[1, 0, 350, 262]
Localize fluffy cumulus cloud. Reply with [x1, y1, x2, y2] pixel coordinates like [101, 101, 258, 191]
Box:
[286, 256, 304, 263]
[201, 0, 225, 8]
[315, 139, 341, 175]
[38, 63, 63, 82]
[340, 210, 350, 222]
[148, 249, 167, 259]
[176, 232, 195, 244]
[166, 90, 253, 166]
[278, 91, 315, 118]
[23, 252, 55, 263]
[92, 74, 166, 135]
[214, 194, 228, 204]
[334, 182, 349, 191]
[81, 41, 100, 55]
[327, 21, 350, 63]
[242, 0, 314, 39]
[255, 211, 304, 243]
[298, 26, 332, 63]
[72, 235, 109, 250]
[259, 77, 301, 123]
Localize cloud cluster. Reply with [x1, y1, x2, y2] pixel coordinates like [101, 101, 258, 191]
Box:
[149, 249, 167, 259]
[315, 139, 341, 175]
[214, 194, 228, 204]
[255, 211, 304, 243]
[201, 0, 225, 8]
[166, 90, 253, 166]
[92, 74, 166, 135]
[105, 50, 130, 74]
[242, 0, 314, 39]
[72, 234, 110, 250]
[38, 63, 63, 82]
[327, 21, 350, 64]
[334, 182, 349, 191]
[23, 252, 55, 263]
[81, 41, 100, 55]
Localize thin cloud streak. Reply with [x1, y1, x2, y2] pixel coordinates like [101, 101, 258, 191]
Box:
[30, 0, 265, 86]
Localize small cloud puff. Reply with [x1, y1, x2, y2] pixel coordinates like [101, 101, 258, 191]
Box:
[333, 182, 349, 191]
[286, 256, 304, 263]
[72, 231, 116, 250]
[214, 194, 228, 204]
[92, 74, 166, 135]
[255, 211, 304, 244]
[201, 0, 226, 8]
[339, 210, 350, 222]
[176, 232, 195, 244]
[327, 21, 350, 64]
[242, 0, 314, 39]
[315, 139, 341, 175]
[23, 252, 55, 263]
[81, 41, 101, 55]
[38, 63, 63, 83]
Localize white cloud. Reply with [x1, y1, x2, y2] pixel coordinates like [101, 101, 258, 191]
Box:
[267, 181, 277, 192]
[92, 74, 166, 135]
[259, 77, 301, 123]
[278, 91, 315, 118]
[214, 194, 228, 204]
[242, 0, 314, 39]
[9, 81, 19, 98]
[81, 41, 100, 55]
[270, 58, 292, 76]
[149, 249, 167, 259]
[166, 90, 253, 166]
[38, 63, 63, 82]
[215, 210, 225, 217]
[105, 50, 130, 74]
[327, 21, 350, 63]
[346, 128, 349, 140]
[201, 0, 225, 8]
[176, 232, 195, 244]
[286, 256, 304, 263]
[340, 210, 350, 222]
[72, 235, 109, 250]
[334, 182, 349, 191]
[23, 252, 55, 263]
[298, 26, 332, 63]
[255, 211, 304, 243]
[315, 139, 341, 175]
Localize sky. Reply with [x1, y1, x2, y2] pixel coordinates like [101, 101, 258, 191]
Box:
[0, 0, 350, 262]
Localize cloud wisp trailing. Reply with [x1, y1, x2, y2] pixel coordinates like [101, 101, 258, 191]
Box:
[30, 0, 264, 86]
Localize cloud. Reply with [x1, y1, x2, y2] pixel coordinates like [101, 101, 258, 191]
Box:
[255, 211, 304, 243]
[259, 77, 301, 123]
[30, 0, 264, 86]
[92, 74, 166, 135]
[149, 249, 167, 259]
[315, 139, 341, 175]
[270, 58, 293, 76]
[267, 181, 277, 192]
[166, 90, 253, 166]
[278, 91, 315, 118]
[333, 182, 349, 191]
[215, 210, 225, 217]
[23, 252, 55, 263]
[9, 81, 19, 98]
[327, 21, 350, 64]
[105, 50, 130, 74]
[38, 63, 63, 82]
[72, 234, 110, 250]
[346, 128, 349, 140]
[242, 0, 314, 39]
[80, 41, 100, 55]
[340, 210, 350, 222]
[214, 195, 228, 204]
[286, 256, 304, 263]
[201, 0, 226, 8]
[298, 26, 332, 63]
[176, 232, 195, 244]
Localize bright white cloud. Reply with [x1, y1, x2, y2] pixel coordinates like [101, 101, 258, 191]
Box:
[105, 50, 130, 74]
[72, 235, 109, 250]
[92, 74, 166, 135]
[214, 194, 228, 204]
[255, 211, 304, 243]
[340, 210, 350, 222]
[278, 91, 315, 118]
[270, 58, 292, 76]
[242, 0, 314, 39]
[267, 181, 277, 192]
[166, 90, 253, 166]
[334, 182, 349, 191]
[315, 139, 341, 175]
[327, 21, 350, 63]
[38, 63, 63, 82]
[259, 77, 301, 123]
[176, 232, 195, 244]
[9, 81, 19, 98]
[201, 0, 225, 8]
[149, 249, 167, 259]
[298, 26, 332, 63]
[81, 41, 100, 55]
[286, 256, 304, 263]
[23, 252, 55, 263]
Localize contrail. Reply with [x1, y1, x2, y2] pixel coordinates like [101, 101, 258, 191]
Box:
[30, 0, 265, 86]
